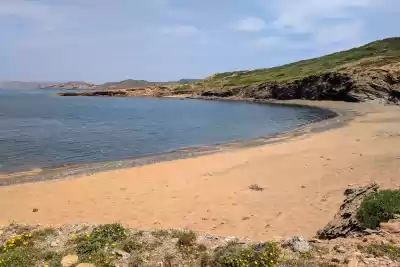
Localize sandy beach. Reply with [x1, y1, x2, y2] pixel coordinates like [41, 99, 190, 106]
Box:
[1, 101, 400, 241]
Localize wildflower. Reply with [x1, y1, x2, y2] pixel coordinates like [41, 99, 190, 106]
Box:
[71, 234, 77, 239]
[111, 243, 116, 247]
[23, 241, 28, 245]
[85, 234, 91, 238]
[44, 264, 49, 267]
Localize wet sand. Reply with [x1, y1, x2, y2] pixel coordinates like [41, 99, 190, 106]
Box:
[1, 101, 399, 240]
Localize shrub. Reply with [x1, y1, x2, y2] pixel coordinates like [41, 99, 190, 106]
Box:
[0, 247, 39, 267]
[172, 230, 197, 247]
[213, 242, 281, 267]
[74, 224, 126, 265]
[362, 244, 400, 260]
[357, 190, 400, 229]
[249, 184, 264, 191]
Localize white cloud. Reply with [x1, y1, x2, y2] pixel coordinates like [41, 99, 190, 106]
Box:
[161, 25, 199, 36]
[270, 0, 377, 33]
[235, 17, 266, 32]
[261, 0, 384, 49]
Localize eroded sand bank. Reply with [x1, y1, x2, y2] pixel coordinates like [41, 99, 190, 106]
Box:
[1, 101, 399, 241]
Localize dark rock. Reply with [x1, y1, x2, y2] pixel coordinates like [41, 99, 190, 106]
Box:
[200, 72, 355, 101]
[32, 208, 39, 213]
[317, 183, 379, 239]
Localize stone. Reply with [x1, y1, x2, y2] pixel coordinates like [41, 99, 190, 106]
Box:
[50, 241, 59, 247]
[346, 256, 359, 267]
[76, 264, 96, 267]
[61, 255, 79, 267]
[114, 249, 130, 259]
[32, 208, 39, 213]
[224, 236, 239, 243]
[380, 219, 400, 234]
[317, 183, 379, 239]
[286, 236, 311, 253]
[335, 246, 347, 253]
[331, 257, 341, 263]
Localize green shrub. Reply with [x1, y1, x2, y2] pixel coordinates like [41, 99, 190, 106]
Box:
[0, 247, 39, 267]
[213, 242, 281, 267]
[74, 224, 126, 266]
[357, 190, 400, 229]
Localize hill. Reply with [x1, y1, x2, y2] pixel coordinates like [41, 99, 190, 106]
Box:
[198, 37, 400, 103]
[43, 81, 97, 90]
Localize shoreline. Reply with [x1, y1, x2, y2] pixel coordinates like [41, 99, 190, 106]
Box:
[0, 99, 343, 187]
[1, 100, 399, 240]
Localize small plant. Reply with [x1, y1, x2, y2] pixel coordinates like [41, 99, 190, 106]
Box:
[249, 184, 264, 191]
[73, 223, 126, 266]
[213, 241, 281, 267]
[357, 190, 400, 229]
[151, 229, 170, 238]
[0, 247, 40, 267]
[174, 230, 197, 247]
[32, 228, 57, 241]
[362, 244, 400, 260]
[1, 232, 34, 253]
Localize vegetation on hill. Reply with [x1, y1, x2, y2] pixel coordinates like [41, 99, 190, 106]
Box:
[357, 190, 400, 229]
[202, 37, 400, 87]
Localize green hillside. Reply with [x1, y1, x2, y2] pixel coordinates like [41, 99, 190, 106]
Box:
[202, 37, 400, 87]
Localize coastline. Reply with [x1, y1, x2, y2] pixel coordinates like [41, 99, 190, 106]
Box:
[1, 100, 400, 240]
[0, 99, 342, 187]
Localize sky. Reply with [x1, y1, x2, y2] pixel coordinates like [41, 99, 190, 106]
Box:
[0, 0, 399, 83]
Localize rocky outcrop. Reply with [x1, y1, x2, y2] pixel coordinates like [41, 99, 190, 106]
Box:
[200, 72, 356, 102]
[59, 86, 177, 97]
[317, 183, 380, 240]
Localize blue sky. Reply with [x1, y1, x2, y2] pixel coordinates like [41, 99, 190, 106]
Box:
[0, 0, 399, 83]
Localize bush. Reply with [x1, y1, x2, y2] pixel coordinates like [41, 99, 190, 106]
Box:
[172, 230, 197, 247]
[362, 244, 400, 260]
[357, 190, 400, 229]
[74, 224, 126, 266]
[213, 242, 281, 267]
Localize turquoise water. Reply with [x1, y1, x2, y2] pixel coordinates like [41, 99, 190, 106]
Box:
[0, 89, 327, 172]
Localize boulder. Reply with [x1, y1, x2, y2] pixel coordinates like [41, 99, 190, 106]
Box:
[380, 219, 400, 234]
[317, 183, 379, 239]
[61, 255, 79, 267]
[285, 236, 311, 253]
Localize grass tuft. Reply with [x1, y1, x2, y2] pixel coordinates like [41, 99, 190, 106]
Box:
[361, 243, 400, 261]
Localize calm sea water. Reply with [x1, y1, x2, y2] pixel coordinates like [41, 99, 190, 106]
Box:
[0, 89, 326, 173]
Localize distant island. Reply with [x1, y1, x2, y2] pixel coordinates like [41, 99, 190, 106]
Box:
[41, 78, 200, 90]
[59, 37, 400, 104]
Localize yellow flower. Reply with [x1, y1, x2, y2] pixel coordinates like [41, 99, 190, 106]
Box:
[44, 264, 49, 267]
[71, 234, 77, 239]
[23, 241, 28, 245]
[85, 234, 91, 238]
[111, 243, 116, 247]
